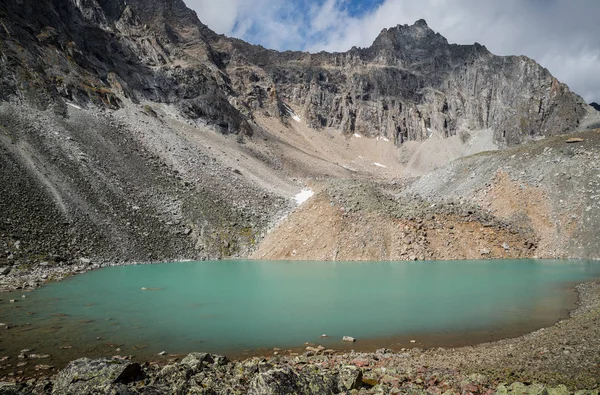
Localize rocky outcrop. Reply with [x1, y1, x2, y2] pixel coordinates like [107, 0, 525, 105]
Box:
[51, 358, 142, 394]
[5, 349, 600, 394]
[221, 20, 590, 147]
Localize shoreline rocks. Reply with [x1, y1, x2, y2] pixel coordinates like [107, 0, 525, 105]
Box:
[2, 351, 598, 395]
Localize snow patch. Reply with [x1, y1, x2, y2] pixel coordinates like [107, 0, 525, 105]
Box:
[67, 102, 82, 110]
[353, 133, 362, 138]
[376, 136, 391, 142]
[294, 189, 314, 205]
[281, 102, 301, 123]
[373, 162, 387, 168]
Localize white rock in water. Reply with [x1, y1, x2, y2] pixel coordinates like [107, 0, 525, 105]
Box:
[320, 334, 328, 338]
[342, 336, 356, 342]
[410, 340, 416, 343]
[157, 351, 166, 356]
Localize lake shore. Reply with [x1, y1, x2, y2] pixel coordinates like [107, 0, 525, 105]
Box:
[1, 271, 599, 393]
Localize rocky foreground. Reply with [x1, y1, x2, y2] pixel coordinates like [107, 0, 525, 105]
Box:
[1, 279, 599, 394]
[0, 352, 590, 395]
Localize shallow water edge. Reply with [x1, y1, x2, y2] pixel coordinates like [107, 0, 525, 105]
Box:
[1, 259, 599, 382]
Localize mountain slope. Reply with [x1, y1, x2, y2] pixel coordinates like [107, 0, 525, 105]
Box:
[0, 0, 598, 287]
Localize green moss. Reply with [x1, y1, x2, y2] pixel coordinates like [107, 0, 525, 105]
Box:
[361, 378, 378, 387]
[239, 227, 256, 245]
[143, 105, 157, 118]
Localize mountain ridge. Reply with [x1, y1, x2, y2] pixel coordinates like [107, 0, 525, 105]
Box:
[0, 0, 594, 145]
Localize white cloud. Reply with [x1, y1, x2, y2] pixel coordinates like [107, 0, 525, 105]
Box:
[190, 0, 241, 34]
[184, 0, 600, 103]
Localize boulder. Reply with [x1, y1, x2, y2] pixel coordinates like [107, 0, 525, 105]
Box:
[248, 366, 302, 395]
[154, 363, 193, 393]
[0, 383, 24, 395]
[338, 365, 362, 391]
[342, 336, 356, 342]
[52, 358, 142, 395]
[181, 352, 214, 372]
[248, 365, 337, 395]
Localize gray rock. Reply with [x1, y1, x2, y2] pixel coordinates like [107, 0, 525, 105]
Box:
[248, 365, 337, 395]
[0, 267, 11, 276]
[51, 358, 143, 395]
[249, 366, 302, 395]
[0, 383, 24, 395]
[154, 363, 193, 394]
[337, 365, 362, 392]
[181, 352, 214, 372]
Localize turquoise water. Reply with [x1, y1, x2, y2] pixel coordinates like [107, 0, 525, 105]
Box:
[3, 259, 600, 358]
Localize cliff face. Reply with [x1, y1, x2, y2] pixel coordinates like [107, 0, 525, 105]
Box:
[0, 1, 591, 147]
[220, 20, 589, 146]
[0, 0, 250, 134]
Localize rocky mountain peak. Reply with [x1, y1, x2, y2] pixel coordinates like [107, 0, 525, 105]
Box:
[371, 19, 449, 52]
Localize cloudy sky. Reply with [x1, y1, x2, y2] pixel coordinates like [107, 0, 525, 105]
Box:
[184, 0, 599, 103]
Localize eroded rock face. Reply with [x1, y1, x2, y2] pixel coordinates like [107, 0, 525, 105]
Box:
[222, 20, 589, 147]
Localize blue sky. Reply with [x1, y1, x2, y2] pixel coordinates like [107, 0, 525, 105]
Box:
[185, 0, 600, 103]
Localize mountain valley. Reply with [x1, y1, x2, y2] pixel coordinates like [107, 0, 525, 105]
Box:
[1, 0, 600, 393]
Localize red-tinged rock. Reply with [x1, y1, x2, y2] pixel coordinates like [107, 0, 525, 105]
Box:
[351, 358, 369, 367]
[427, 387, 442, 395]
[381, 375, 400, 388]
[461, 382, 479, 394]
